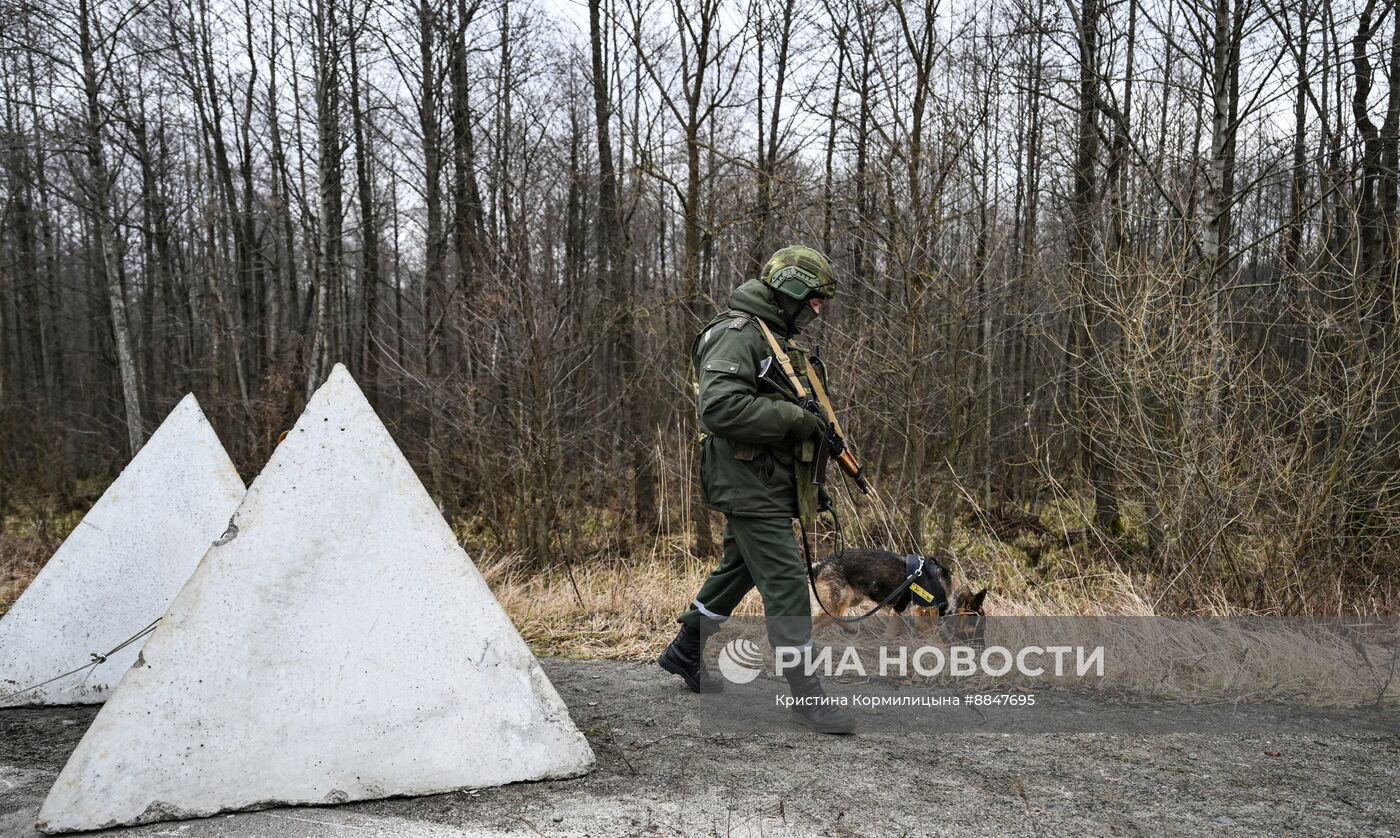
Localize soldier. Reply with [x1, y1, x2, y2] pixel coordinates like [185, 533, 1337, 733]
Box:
[658, 245, 857, 735]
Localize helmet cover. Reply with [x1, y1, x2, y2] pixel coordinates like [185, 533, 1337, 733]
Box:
[761, 245, 837, 300]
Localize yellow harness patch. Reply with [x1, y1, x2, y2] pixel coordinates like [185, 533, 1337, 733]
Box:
[909, 582, 935, 604]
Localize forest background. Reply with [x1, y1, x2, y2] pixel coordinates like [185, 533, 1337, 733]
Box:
[1, 0, 1398, 626]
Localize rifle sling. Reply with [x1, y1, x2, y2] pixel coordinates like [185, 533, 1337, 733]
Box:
[753, 319, 810, 398]
[753, 318, 842, 435]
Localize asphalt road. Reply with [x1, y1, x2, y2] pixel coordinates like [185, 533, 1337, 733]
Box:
[2, 658, 1397, 837]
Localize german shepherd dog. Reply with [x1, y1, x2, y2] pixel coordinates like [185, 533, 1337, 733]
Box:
[809, 548, 989, 641]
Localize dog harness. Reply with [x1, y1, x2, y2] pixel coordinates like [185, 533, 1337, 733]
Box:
[896, 554, 950, 614]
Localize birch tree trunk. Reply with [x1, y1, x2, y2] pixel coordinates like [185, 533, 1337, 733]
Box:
[307, 0, 344, 397]
[79, 0, 145, 455]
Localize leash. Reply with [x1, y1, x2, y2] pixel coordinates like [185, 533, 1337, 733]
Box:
[798, 504, 945, 625]
[756, 328, 928, 624]
[717, 312, 934, 624]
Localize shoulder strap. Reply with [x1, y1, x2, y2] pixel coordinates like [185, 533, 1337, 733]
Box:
[753, 318, 811, 400]
[719, 309, 757, 331]
[691, 310, 760, 395]
[696, 310, 755, 349]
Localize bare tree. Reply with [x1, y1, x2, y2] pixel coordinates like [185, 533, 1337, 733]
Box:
[78, 0, 146, 454]
[2, 0, 1398, 611]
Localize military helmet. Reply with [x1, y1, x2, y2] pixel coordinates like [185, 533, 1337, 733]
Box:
[760, 245, 837, 301]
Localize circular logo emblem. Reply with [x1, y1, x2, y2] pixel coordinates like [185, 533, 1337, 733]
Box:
[717, 638, 764, 684]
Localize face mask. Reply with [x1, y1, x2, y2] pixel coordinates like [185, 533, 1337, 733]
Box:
[791, 303, 819, 334]
[770, 286, 819, 335]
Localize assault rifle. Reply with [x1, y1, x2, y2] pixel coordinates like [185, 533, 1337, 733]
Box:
[757, 356, 873, 496]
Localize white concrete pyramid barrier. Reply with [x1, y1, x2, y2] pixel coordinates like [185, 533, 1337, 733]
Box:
[38, 364, 594, 833]
[0, 395, 245, 707]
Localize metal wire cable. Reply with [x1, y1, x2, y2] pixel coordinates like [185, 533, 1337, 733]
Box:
[0, 618, 161, 703]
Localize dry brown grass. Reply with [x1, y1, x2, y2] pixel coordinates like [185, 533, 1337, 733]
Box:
[468, 524, 1197, 659]
[477, 542, 1397, 707]
[0, 535, 50, 616]
[4, 505, 1395, 709]
[474, 542, 767, 660]
[0, 506, 74, 617]
[0, 516, 1380, 639]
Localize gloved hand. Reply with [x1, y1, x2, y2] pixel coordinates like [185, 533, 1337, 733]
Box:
[790, 409, 823, 442]
[817, 487, 833, 513]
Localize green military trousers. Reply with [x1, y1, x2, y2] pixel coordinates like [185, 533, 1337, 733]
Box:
[678, 515, 812, 651]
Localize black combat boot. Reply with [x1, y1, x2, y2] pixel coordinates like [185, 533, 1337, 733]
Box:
[784, 669, 856, 734]
[658, 623, 724, 693]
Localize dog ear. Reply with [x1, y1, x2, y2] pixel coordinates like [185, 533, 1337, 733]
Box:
[964, 588, 988, 613]
[930, 553, 954, 583]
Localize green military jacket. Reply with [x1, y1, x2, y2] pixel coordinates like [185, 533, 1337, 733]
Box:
[692, 279, 828, 520]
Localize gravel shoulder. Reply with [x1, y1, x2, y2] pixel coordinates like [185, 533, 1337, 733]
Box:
[2, 657, 1397, 837]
